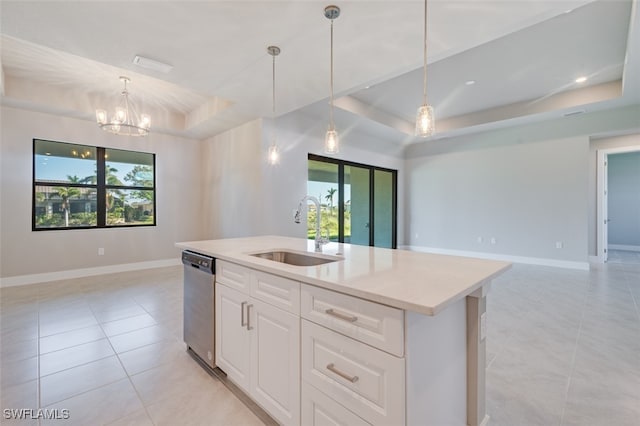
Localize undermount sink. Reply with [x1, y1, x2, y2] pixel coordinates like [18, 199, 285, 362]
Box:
[250, 250, 341, 266]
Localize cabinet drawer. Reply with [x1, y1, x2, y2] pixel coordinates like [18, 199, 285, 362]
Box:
[216, 260, 251, 293]
[301, 284, 404, 356]
[302, 382, 371, 426]
[251, 271, 300, 315]
[302, 320, 405, 426]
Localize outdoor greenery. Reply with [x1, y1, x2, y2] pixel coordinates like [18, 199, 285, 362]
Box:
[34, 163, 154, 228]
[307, 188, 351, 240]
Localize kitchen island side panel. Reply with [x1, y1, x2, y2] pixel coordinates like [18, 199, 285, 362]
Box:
[406, 297, 467, 425]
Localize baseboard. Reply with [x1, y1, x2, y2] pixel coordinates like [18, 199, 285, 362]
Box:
[609, 244, 640, 252]
[400, 245, 590, 270]
[0, 258, 181, 288]
[589, 255, 603, 264]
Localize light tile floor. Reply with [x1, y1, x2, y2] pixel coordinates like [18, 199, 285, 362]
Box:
[1, 262, 639, 425]
[607, 249, 640, 265]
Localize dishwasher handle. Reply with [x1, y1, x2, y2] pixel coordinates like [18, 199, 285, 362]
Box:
[182, 250, 215, 274]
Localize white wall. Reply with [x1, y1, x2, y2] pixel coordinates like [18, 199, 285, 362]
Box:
[406, 137, 589, 263]
[201, 111, 405, 244]
[0, 106, 204, 279]
[404, 105, 640, 266]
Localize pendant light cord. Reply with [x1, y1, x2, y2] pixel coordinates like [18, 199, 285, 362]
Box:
[330, 18, 335, 130]
[422, 0, 428, 105]
[272, 52, 276, 118]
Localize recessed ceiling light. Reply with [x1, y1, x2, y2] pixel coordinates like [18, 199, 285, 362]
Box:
[575, 76, 587, 83]
[465, 80, 476, 86]
[133, 55, 173, 74]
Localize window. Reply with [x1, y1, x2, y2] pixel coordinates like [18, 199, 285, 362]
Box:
[307, 154, 397, 248]
[33, 139, 155, 230]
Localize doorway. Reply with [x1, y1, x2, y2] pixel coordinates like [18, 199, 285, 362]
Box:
[307, 154, 397, 248]
[596, 145, 640, 263]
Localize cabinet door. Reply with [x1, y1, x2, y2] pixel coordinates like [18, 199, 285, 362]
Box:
[302, 382, 371, 426]
[250, 298, 300, 426]
[215, 283, 250, 391]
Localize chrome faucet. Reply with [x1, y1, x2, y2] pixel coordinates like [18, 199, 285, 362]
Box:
[294, 195, 329, 252]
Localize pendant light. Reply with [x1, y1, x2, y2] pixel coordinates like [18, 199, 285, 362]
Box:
[415, 0, 435, 137]
[267, 45, 281, 165]
[324, 5, 340, 154]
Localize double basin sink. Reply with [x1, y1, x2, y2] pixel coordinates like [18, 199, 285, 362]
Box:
[250, 249, 342, 266]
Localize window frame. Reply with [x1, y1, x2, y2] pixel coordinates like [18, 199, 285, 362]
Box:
[32, 139, 156, 231]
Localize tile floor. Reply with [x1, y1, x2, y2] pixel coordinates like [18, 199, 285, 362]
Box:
[607, 249, 640, 265]
[1, 261, 639, 425]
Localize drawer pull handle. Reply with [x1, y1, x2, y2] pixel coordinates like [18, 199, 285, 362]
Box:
[241, 301, 247, 327]
[246, 304, 254, 330]
[325, 308, 357, 323]
[326, 363, 359, 383]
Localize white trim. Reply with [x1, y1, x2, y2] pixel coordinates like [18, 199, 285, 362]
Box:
[589, 255, 602, 264]
[609, 244, 640, 252]
[596, 143, 640, 264]
[400, 245, 590, 270]
[0, 258, 181, 288]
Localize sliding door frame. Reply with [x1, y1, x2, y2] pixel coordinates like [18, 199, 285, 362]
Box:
[308, 154, 397, 248]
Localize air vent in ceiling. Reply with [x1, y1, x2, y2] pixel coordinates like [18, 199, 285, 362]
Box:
[133, 55, 173, 74]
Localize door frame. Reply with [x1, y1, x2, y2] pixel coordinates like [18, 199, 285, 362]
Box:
[308, 154, 398, 248]
[596, 144, 640, 263]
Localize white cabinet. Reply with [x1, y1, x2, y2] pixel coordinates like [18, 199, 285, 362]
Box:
[250, 298, 300, 425]
[301, 283, 404, 356]
[215, 262, 300, 426]
[215, 283, 251, 391]
[302, 318, 405, 426]
[215, 260, 474, 426]
[302, 382, 372, 426]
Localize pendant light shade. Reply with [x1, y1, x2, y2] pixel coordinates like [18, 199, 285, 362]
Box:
[415, 104, 434, 136]
[415, 0, 435, 137]
[267, 45, 281, 165]
[324, 5, 340, 154]
[325, 129, 339, 154]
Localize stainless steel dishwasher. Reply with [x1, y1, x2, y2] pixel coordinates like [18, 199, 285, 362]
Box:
[182, 250, 215, 369]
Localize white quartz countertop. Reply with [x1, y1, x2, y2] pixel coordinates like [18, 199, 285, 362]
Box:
[176, 236, 511, 316]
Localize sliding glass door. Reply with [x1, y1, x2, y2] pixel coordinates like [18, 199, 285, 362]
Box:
[307, 154, 397, 248]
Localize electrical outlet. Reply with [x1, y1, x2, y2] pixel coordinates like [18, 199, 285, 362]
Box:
[555, 241, 563, 249]
[490, 237, 497, 245]
[477, 236, 483, 243]
[98, 248, 104, 256]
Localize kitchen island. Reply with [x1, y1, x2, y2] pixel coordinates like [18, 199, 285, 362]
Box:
[176, 236, 511, 426]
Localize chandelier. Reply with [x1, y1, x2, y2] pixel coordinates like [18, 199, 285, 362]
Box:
[96, 76, 150, 137]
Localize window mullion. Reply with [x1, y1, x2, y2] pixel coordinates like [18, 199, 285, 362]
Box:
[97, 147, 106, 227]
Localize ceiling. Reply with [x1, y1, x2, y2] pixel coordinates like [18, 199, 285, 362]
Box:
[1, 0, 638, 146]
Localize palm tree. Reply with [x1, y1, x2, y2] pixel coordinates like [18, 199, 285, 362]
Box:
[325, 187, 337, 215]
[57, 175, 81, 227]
